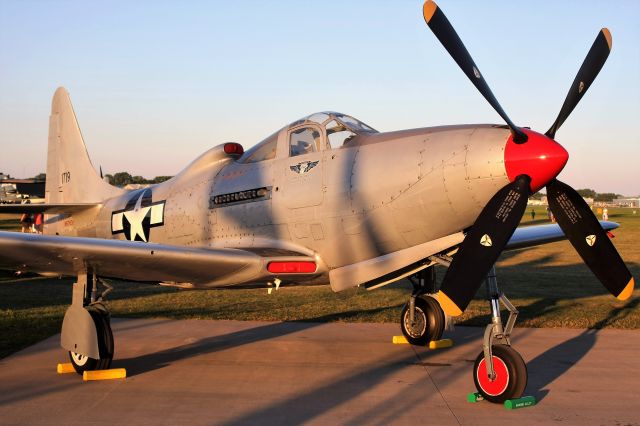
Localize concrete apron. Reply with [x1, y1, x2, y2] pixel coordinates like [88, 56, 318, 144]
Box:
[0, 318, 638, 425]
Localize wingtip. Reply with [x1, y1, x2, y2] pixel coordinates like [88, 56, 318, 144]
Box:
[437, 290, 463, 317]
[601, 28, 612, 50]
[423, 0, 438, 24]
[616, 277, 634, 301]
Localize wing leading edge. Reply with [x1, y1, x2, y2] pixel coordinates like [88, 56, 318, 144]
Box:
[0, 231, 321, 287]
[506, 221, 619, 251]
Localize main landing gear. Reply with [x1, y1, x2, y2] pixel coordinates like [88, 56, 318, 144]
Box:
[61, 272, 115, 374]
[400, 264, 527, 403]
[400, 267, 445, 346]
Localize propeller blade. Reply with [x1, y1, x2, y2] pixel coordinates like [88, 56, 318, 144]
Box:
[547, 179, 634, 299]
[546, 29, 612, 139]
[438, 176, 531, 316]
[423, 0, 527, 143]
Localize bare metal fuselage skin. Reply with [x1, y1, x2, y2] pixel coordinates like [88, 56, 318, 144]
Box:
[47, 122, 511, 289]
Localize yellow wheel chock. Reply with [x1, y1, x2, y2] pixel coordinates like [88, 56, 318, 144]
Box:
[56, 363, 127, 381]
[57, 363, 76, 374]
[392, 336, 453, 349]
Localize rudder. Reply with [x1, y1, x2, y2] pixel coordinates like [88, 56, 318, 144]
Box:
[45, 88, 123, 204]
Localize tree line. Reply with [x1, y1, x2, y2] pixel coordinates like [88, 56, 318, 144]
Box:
[27, 172, 172, 187]
[575, 188, 623, 202]
[103, 172, 173, 187]
[515, 189, 623, 202]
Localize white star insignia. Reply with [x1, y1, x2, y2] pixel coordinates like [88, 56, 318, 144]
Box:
[111, 189, 165, 242]
[123, 193, 152, 242]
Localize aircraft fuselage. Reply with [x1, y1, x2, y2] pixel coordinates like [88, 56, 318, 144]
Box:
[46, 121, 511, 288]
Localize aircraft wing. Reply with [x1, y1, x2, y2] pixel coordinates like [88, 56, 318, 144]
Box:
[505, 221, 619, 251]
[0, 231, 318, 287]
[0, 204, 99, 214]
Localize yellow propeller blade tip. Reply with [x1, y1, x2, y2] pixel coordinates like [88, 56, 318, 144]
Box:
[616, 277, 634, 301]
[601, 28, 612, 50]
[423, 1, 438, 24]
[436, 291, 463, 317]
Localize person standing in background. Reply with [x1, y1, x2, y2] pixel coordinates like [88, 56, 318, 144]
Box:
[34, 212, 44, 234]
[19, 199, 33, 233]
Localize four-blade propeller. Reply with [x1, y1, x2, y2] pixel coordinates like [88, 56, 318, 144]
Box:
[422, 0, 634, 316]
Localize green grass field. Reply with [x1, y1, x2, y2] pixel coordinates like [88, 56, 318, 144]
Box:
[1, 206, 639, 359]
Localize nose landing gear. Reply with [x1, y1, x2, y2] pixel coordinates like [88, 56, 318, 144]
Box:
[472, 266, 527, 403]
[399, 263, 528, 404]
[473, 344, 527, 403]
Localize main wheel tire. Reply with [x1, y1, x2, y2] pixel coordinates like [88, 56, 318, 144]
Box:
[473, 344, 527, 403]
[68, 309, 114, 374]
[400, 296, 445, 346]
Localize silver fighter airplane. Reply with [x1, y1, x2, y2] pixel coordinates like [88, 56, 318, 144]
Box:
[0, 1, 634, 403]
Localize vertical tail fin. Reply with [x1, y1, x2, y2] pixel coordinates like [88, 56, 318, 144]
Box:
[45, 88, 124, 204]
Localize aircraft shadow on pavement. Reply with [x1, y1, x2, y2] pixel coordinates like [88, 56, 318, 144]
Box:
[113, 316, 482, 424]
[218, 327, 481, 424]
[522, 296, 639, 402]
[116, 307, 400, 377]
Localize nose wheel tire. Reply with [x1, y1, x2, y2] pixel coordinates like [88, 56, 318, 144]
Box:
[400, 296, 445, 346]
[473, 344, 527, 403]
[68, 309, 114, 374]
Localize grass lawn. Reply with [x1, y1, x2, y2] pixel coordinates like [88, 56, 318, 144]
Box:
[1, 207, 639, 359]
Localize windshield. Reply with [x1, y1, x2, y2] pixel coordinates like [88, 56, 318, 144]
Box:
[239, 131, 278, 163]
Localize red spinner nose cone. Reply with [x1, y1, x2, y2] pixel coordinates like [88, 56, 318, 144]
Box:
[504, 129, 569, 192]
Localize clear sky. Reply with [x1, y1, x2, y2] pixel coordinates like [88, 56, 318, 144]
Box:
[1, 0, 639, 195]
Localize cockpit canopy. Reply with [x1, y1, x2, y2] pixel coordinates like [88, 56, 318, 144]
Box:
[240, 112, 377, 164]
[291, 112, 377, 135]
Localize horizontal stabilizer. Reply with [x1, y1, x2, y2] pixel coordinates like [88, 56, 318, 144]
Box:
[0, 203, 100, 214]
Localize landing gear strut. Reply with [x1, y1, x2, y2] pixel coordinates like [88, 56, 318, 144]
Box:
[400, 267, 445, 346]
[62, 272, 115, 374]
[473, 266, 527, 403]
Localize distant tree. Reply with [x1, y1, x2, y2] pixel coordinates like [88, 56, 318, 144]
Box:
[104, 172, 173, 186]
[112, 172, 133, 187]
[576, 188, 596, 199]
[595, 193, 621, 202]
[151, 176, 172, 183]
[530, 191, 545, 200]
[31, 173, 46, 181]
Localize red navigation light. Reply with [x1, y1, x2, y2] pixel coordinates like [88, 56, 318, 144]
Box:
[267, 261, 317, 274]
[224, 143, 244, 156]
